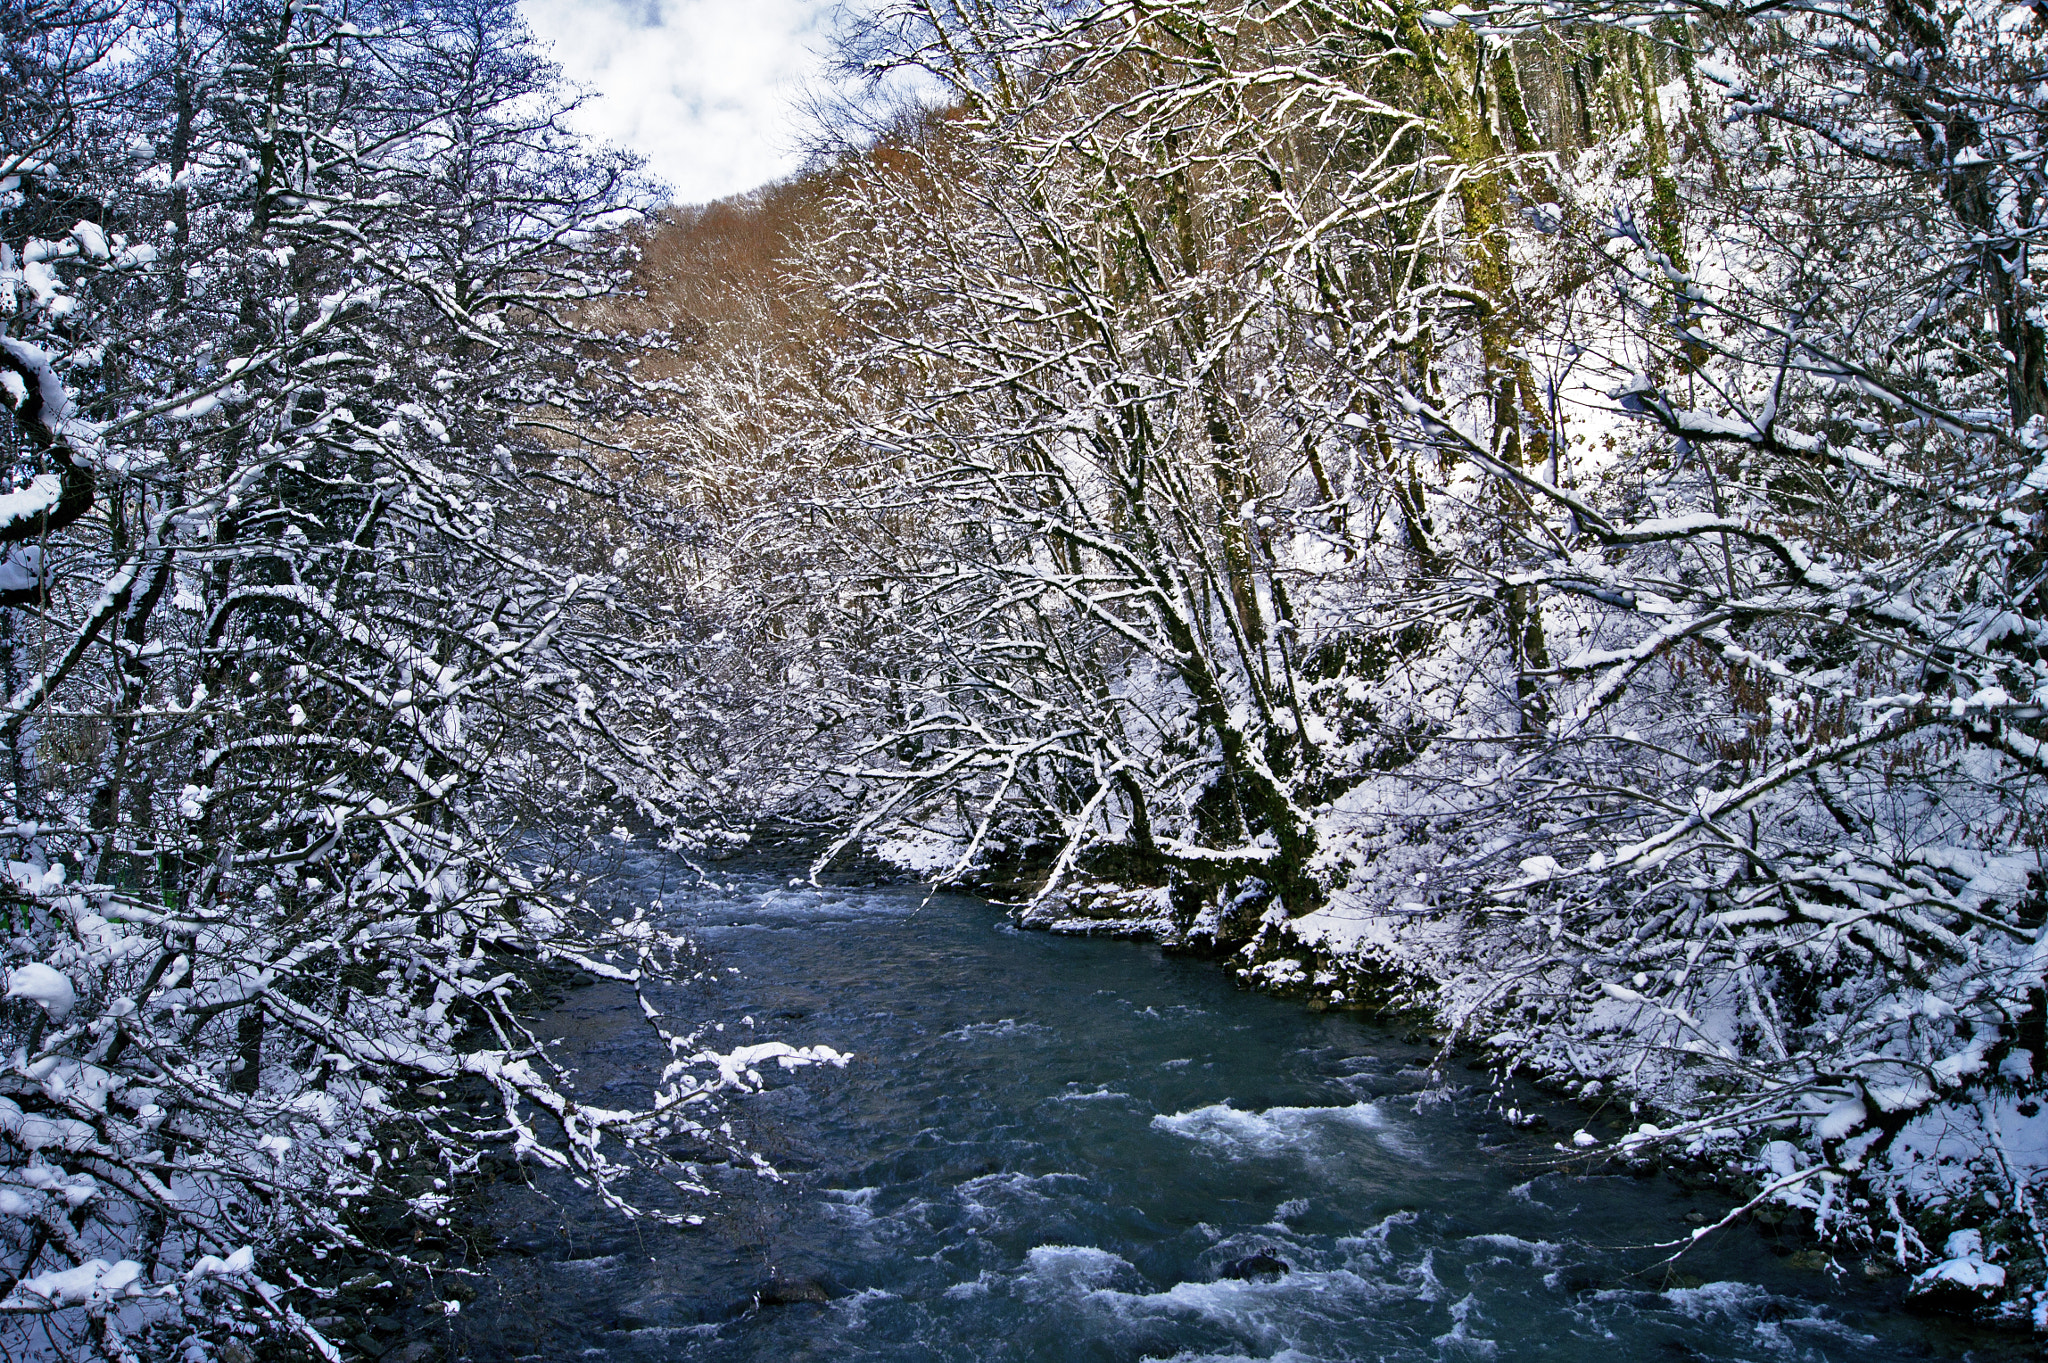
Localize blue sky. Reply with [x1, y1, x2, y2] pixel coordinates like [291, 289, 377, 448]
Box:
[518, 0, 838, 205]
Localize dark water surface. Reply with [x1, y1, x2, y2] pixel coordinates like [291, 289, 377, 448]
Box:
[453, 852, 2013, 1361]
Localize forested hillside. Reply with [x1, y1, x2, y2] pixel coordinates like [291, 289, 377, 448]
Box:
[627, 0, 2048, 1328]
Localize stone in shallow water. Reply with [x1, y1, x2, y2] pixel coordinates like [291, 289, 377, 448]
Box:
[755, 1276, 832, 1306]
[1220, 1251, 1290, 1280]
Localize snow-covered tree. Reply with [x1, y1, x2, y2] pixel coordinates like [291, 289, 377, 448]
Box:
[779, 0, 1523, 930]
[0, 2, 749, 1357]
[1342, 0, 2048, 1312]
[638, 0, 2048, 1324]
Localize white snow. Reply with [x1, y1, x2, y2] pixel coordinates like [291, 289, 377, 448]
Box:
[4, 1258, 143, 1307]
[4, 962, 74, 1019]
[692, 1041, 852, 1091]
[1913, 1230, 2006, 1293]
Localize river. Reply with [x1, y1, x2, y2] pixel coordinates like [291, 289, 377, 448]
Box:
[446, 851, 2017, 1361]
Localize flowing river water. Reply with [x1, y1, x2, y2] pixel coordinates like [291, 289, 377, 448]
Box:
[447, 850, 2018, 1362]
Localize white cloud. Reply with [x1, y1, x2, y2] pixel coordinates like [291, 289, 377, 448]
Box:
[518, 0, 835, 205]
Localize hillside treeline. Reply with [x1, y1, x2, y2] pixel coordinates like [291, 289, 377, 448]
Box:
[633, 0, 2048, 1323]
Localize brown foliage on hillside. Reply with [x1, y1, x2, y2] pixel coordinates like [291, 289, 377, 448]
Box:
[632, 177, 833, 343]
